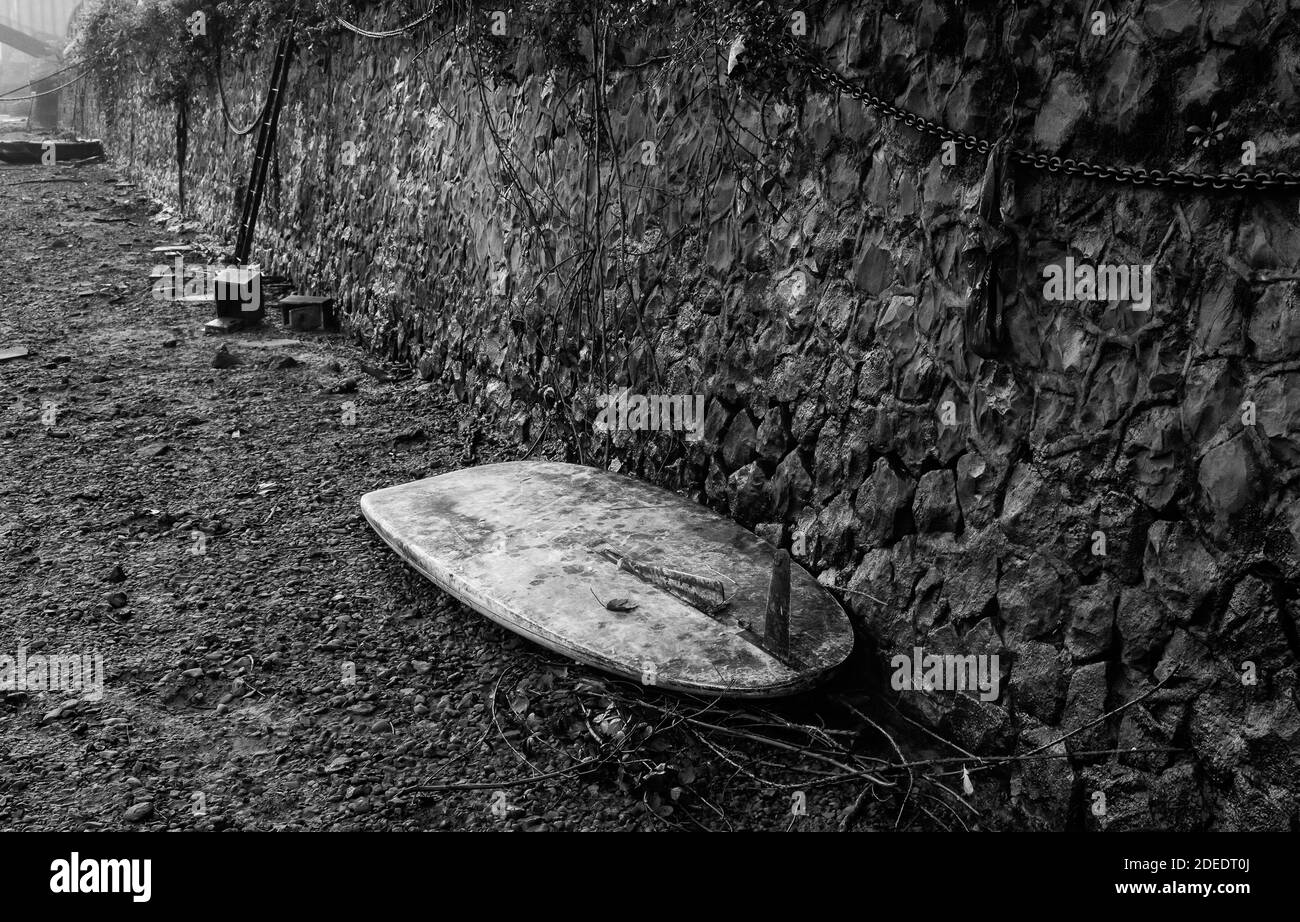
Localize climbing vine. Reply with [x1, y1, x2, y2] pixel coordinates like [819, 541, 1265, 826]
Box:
[68, 0, 825, 470]
[69, 1, 799, 107]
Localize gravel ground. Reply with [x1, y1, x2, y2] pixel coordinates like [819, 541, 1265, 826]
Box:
[0, 148, 907, 832]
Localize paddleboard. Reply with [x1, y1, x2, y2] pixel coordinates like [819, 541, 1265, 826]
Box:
[360, 462, 854, 697]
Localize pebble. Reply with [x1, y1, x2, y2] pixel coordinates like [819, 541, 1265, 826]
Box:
[124, 802, 153, 823]
[212, 347, 241, 369]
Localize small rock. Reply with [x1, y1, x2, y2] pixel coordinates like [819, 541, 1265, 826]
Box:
[272, 355, 300, 370]
[914, 0, 948, 49]
[1095, 45, 1153, 130]
[767, 450, 812, 519]
[1066, 582, 1118, 662]
[703, 399, 729, 449]
[360, 362, 394, 383]
[124, 802, 153, 823]
[727, 462, 770, 526]
[1246, 282, 1300, 362]
[1116, 586, 1175, 667]
[1179, 54, 1222, 111]
[393, 428, 427, 446]
[856, 458, 915, 545]
[42, 700, 79, 723]
[107, 591, 129, 609]
[105, 564, 126, 583]
[721, 411, 758, 470]
[161, 339, 178, 349]
[1207, 0, 1265, 46]
[1144, 0, 1202, 41]
[1198, 434, 1263, 520]
[912, 469, 961, 534]
[1032, 73, 1088, 152]
[754, 522, 784, 547]
[754, 407, 787, 463]
[212, 346, 241, 369]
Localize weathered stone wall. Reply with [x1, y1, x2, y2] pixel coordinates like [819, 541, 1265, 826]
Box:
[80, 0, 1300, 829]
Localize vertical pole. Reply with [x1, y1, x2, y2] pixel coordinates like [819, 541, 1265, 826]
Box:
[765, 549, 790, 658]
[176, 97, 188, 215]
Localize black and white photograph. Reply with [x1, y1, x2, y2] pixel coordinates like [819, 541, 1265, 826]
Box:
[0, 0, 1293, 892]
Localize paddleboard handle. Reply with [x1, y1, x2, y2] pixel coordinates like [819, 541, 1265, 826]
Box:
[765, 550, 791, 657]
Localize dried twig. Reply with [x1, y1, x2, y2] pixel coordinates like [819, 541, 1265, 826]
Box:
[836, 696, 912, 829]
[1014, 667, 1180, 763]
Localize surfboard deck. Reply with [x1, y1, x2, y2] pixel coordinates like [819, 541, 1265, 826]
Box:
[360, 461, 854, 698]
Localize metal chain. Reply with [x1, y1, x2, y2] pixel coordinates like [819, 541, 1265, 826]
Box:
[747, 26, 1300, 193]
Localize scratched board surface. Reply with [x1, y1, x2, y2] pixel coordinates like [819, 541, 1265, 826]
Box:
[360, 461, 854, 697]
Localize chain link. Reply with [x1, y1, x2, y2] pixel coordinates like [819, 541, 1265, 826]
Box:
[744, 28, 1300, 193]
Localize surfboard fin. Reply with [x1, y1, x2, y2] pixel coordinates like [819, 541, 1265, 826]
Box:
[595, 544, 803, 670]
[764, 550, 791, 658]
